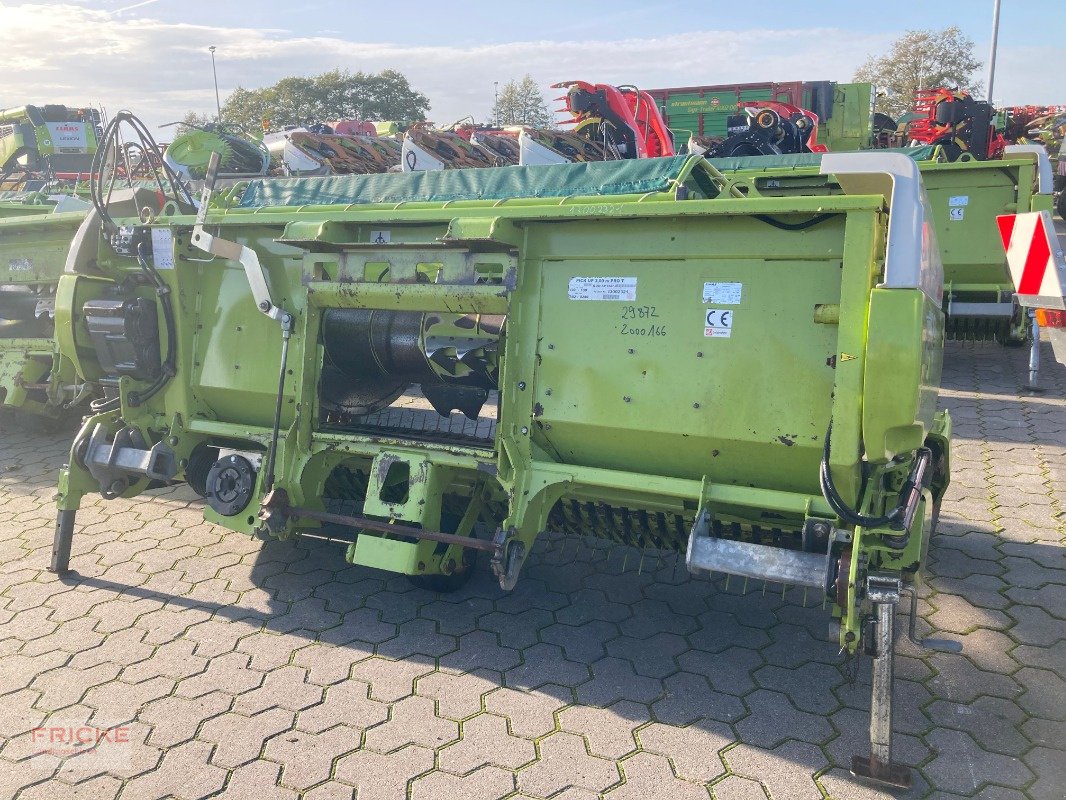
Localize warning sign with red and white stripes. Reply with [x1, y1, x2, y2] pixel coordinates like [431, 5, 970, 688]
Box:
[996, 210, 1066, 309]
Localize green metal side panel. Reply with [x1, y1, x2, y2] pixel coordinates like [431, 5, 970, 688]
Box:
[917, 160, 1029, 288]
[820, 83, 874, 152]
[667, 114, 700, 140]
[0, 208, 87, 411]
[701, 114, 729, 138]
[738, 89, 773, 102]
[708, 152, 1043, 321]
[529, 212, 858, 494]
[663, 93, 708, 115]
[239, 155, 698, 208]
[0, 210, 86, 284]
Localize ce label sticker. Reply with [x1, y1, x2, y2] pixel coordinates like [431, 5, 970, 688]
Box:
[704, 309, 733, 338]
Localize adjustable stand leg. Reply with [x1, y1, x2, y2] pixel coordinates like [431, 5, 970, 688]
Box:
[50, 509, 77, 574]
[1026, 310, 1042, 392]
[852, 580, 912, 788]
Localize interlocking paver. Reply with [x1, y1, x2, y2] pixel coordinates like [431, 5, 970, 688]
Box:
[295, 679, 388, 734]
[517, 731, 620, 797]
[483, 685, 567, 738]
[558, 702, 643, 759]
[650, 671, 746, 725]
[726, 740, 828, 800]
[362, 694, 459, 753]
[1, 340, 1064, 799]
[923, 728, 1034, 795]
[263, 725, 362, 791]
[638, 721, 731, 783]
[437, 712, 535, 774]
[119, 739, 225, 800]
[197, 707, 295, 768]
[415, 668, 500, 720]
[605, 751, 710, 800]
[711, 775, 769, 799]
[334, 744, 435, 800]
[410, 764, 515, 800]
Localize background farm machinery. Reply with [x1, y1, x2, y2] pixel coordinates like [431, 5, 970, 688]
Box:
[705, 144, 1059, 382]
[0, 104, 102, 190]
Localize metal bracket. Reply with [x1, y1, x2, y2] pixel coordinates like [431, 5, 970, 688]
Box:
[851, 573, 911, 789]
[490, 528, 526, 591]
[83, 423, 177, 498]
[190, 151, 289, 325]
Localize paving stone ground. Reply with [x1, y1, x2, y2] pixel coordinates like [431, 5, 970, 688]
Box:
[0, 339, 1063, 800]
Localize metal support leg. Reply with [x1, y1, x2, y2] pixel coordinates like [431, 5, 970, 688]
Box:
[1026, 309, 1042, 392]
[851, 577, 911, 789]
[49, 509, 76, 574]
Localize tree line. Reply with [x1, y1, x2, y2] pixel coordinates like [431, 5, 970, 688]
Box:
[180, 29, 985, 136]
[179, 70, 554, 134]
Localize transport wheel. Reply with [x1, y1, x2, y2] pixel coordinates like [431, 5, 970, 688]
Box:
[407, 567, 474, 593]
[998, 304, 1029, 347]
[406, 508, 479, 593]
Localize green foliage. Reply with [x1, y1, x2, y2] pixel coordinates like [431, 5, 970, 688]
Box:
[174, 110, 213, 135]
[220, 69, 430, 131]
[855, 27, 983, 118]
[492, 75, 553, 128]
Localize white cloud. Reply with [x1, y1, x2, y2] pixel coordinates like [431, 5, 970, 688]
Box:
[0, 2, 1060, 137]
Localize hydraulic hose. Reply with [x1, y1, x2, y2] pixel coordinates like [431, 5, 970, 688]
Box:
[90, 110, 195, 232]
[819, 424, 904, 530]
[126, 243, 176, 407]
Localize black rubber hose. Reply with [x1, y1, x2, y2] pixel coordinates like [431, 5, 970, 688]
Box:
[126, 243, 176, 407]
[819, 424, 901, 529]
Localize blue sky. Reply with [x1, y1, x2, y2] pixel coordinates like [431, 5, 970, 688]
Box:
[1, 0, 1063, 131]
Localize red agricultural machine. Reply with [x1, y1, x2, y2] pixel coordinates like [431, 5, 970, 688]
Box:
[692, 100, 825, 158]
[553, 80, 675, 159]
[905, 88, 1006, 161]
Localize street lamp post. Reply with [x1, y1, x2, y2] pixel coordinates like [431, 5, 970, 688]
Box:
[494, 81, 499, 127]
[209, 45, 222, 123]
[986, 0, 1002, 103]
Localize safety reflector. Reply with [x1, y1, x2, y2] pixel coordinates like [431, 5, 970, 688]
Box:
[997, 210, 1066, 309]
[1036, 308, 1066, 328]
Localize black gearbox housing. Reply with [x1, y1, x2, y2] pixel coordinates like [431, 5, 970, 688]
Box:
[83, 296, 161, 381]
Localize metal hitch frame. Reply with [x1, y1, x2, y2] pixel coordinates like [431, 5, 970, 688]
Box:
[260, 488, 505, 584]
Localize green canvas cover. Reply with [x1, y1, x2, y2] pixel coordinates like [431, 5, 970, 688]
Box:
[238, 155, 697, 208]
[706, 146, 940, 173]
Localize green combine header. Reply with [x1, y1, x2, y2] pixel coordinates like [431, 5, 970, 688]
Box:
[48, 147, 954, 788]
